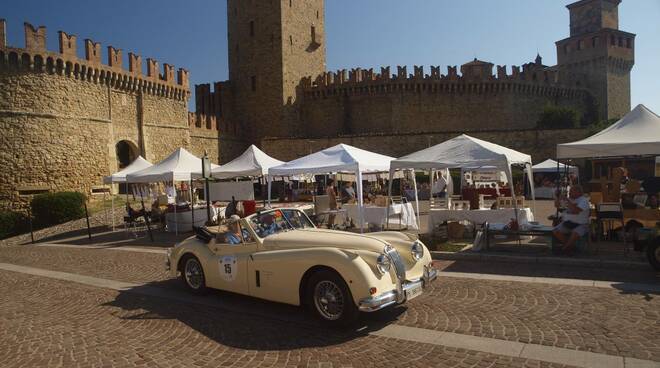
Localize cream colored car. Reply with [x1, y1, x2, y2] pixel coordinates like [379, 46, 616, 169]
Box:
[166, 208, 437, 325]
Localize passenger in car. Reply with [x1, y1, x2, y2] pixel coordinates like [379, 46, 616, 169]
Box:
[224, 215, 245, 244]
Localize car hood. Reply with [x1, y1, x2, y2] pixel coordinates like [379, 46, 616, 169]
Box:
[263, 228, 415, 256]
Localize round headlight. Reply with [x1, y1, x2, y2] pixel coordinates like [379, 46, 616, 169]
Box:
[376, 254, 391, 274]
[411, 241, 424, 261]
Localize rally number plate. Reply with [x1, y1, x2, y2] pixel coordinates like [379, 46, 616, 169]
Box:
[405, 283, 423, 301]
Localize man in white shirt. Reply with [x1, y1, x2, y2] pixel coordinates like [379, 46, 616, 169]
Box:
[553, 185, 590, 254]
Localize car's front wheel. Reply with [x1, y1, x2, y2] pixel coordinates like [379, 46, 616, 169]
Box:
[306, 269, 358, 326]
[180, 255, 208, 294]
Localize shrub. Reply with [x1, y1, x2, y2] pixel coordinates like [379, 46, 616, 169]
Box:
[537, 106, 579, 129]
[31, 192, 87, 228]
[0, 210, 28, 239]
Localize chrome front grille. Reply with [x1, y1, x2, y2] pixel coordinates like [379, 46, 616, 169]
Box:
[385, 246, 406, 282]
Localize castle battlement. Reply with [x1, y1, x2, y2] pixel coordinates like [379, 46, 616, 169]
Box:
[0, 20, 189, 100]
[301, 59, 587, 100]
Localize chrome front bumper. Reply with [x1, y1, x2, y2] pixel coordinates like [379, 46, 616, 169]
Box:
[358, 265, 438, 312]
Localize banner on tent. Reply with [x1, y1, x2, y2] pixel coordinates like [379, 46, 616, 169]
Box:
[209, 181, 255, 201]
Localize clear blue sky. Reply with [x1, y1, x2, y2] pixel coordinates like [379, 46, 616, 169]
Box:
[3, 0, 659, 114]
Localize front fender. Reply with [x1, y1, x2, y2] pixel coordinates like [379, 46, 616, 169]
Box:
[249, 247, 396, 307]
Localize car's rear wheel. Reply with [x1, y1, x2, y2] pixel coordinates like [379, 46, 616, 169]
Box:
[180, 255, 208, 294]
[306, 270, 358, 326]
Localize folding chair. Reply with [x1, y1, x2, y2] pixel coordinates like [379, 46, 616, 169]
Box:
[596, 202, 627, 254]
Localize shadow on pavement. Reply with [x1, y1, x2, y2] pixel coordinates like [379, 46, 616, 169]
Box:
[32, 225, 189, 249]
[102, 278, 406, 350]
[439, 259, 659, 284]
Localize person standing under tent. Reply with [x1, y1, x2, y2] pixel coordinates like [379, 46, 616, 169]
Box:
[326, 179, 338, 228]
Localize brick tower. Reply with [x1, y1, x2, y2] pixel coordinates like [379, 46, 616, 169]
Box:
[227, 0, 326, 142]
[555, 0, 635, 121]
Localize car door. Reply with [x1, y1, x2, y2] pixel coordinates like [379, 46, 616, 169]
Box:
[207, 221, 258, 296]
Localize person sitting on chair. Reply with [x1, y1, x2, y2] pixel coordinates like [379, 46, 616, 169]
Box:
[552, 185, 590, 255]
[224, 215, 245, 245]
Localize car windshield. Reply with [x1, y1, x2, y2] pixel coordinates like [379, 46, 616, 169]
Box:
[281, 209, 315, 229]
[248, 209, 293, 238]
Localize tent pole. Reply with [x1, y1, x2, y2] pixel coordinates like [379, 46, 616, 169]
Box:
[111, 187, 115, 232]
[266, 175, 272, 208]
[190, 176, 195, 229]
[526, 163, 536, 219]
[386, 169, 394, 230]
[412, 169, 420, 231]
[174, 182, 178, 236]
[356, 166, 364, 233]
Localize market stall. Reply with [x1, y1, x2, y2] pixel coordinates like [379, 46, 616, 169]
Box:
[103, 156, 153, 231]
[530, 159, 579, 199]
[389, 134, 536, 233]
[268, 144, 395, 231]
[126, 148, 220, 234]
[557, 104, 660, 238]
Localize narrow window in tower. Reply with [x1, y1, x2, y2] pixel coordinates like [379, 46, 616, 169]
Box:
[290, 35, 293, 46]
[626, 38, 631, 48]
[250, 21, 255, 37]
[251, 76, 257, 92]
[289, 0, 292, 7]
[311, 26, 316, 43]
[316, 10, 319, 19]
[577, 40, 583, 50]
[592, 36, 599, 47]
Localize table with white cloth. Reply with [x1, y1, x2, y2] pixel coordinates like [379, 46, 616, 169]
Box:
[165, 205, 220, 233]
[429, 208, 534, 231]
[344, 203, 419, 230]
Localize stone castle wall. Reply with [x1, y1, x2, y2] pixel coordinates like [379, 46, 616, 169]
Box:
[262, 127, 590, 164]
[297, 63, 593, 137]
[0, 21, 220, 210]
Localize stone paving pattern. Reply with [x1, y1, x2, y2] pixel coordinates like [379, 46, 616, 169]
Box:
[0, 245, 169, 284]
[395, 276, 660, 362]
[0, 270, 574, 368]
[1, 244, 658, 365]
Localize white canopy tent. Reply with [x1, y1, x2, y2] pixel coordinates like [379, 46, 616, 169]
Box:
[268, 143, 395, 231]
[103, 156, 153, 184]
[211, 145, 284, 179]
[532, 159, 579, 174]
[103, 156, 153, 231]
[126, 148, 220, 235]
[389, 134, 535, 224]
[127, 148, 219, 183]
[557, 104, 660, 159]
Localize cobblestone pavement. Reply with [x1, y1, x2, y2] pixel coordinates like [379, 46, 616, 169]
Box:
[0, 245, 169, 284]
[392, 276, 660, 362]
[0, 270, 573, 368]
[0, 244, 658, 366]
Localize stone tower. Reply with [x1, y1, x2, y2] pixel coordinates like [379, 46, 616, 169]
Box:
[555, 0, 635, 121]
[227, 0, 326, 142]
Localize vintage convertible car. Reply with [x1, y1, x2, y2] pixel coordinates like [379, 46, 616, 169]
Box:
[166, 208, 437, 324]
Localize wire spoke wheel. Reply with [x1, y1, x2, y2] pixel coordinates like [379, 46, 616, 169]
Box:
[313, 280, 345, 320]
[184, 258, 204, 290]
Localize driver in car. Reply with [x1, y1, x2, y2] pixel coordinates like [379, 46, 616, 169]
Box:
[259, 214, 280, 237]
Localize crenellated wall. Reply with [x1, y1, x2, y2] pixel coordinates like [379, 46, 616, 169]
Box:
[262, 127, 591, 165]
[0, 20, 196, 210]
[293, 60, 593, 138]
